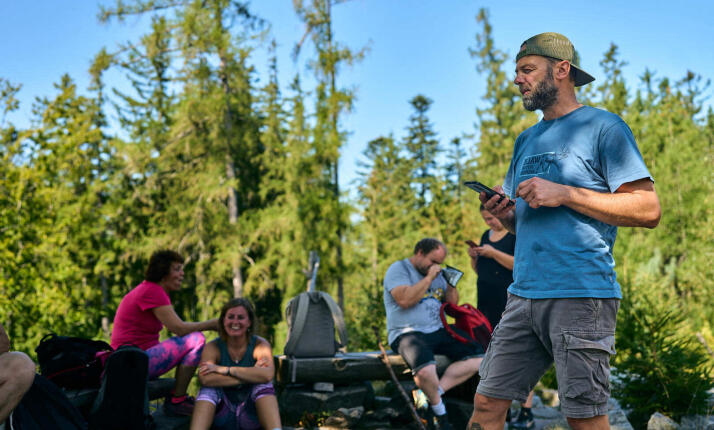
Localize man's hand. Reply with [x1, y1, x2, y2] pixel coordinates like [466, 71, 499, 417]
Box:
[426, 264, 442, 280]
[516, 177, 568, 209]
[480, 185, 515, 219]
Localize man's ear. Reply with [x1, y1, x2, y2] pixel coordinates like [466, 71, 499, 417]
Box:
[555, 60, 571, 81]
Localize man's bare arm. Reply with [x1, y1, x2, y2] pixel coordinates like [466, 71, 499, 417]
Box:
[516, 177, 660, 228]
[390, 265, 441, 309]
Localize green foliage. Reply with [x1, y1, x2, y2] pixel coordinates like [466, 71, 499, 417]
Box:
[0, 13, 712, 428]
[613, 282, 714, 428]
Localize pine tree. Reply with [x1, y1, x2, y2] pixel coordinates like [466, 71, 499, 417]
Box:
[469, 9, 536, 189]
[352, 135, 418, 347]
[292, 0, 366, 310]
[403, 94, 440, 209]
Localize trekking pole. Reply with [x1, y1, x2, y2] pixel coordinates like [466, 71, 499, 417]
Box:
[306, 250, 320, 293]
[372, 326, 427, 430]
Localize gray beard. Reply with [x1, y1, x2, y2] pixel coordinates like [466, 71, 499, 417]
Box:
[523, 69, 559, 112]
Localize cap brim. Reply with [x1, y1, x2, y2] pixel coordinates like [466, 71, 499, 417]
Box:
[572, 65, 595, 87]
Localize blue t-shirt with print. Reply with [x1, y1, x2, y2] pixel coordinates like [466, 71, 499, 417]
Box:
[503, 106, 652, 299]
[383, 258, 448, 345]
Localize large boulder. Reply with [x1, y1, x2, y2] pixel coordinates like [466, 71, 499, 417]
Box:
[647, 412, 680, 430]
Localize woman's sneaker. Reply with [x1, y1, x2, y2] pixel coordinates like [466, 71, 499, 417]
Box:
[510, 408, 534, 430]
[412, 389, 429, 410]
[164, 395, 195, 416]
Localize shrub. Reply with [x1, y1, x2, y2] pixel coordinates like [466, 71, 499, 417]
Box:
[613, 283, 713, 429]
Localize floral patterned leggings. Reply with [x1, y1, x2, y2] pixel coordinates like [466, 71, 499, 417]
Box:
[145, 331, 205, 379]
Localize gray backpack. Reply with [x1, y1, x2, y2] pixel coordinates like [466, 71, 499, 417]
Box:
[284, 291, 348, 358]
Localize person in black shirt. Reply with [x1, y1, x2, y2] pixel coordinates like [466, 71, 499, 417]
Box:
[468, 205, 534, 430]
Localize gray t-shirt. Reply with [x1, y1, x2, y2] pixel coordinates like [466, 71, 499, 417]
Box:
[503, 106, 652, 299]
[383, 258, 448, 345]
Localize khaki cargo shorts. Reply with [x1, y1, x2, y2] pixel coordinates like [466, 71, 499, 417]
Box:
[476, 294, 619, 419]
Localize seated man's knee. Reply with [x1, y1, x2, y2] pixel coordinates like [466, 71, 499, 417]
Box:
[414, 363, 437, 380]
[3, 352, 36, 389]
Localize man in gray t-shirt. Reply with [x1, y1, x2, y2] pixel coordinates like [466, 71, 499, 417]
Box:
[384, 238, 483, 430]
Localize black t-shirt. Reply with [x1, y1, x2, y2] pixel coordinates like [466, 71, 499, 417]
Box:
[476, 230, 516, 329]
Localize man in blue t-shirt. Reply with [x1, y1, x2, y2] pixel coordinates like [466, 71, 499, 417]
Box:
[467, 33, 661, 430]
[384, 238, 483, 430]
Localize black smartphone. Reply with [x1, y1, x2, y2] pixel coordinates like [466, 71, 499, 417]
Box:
[441, 265, 464, 288]
[465, 240, 478, 247]
[463, 181, 514, 206]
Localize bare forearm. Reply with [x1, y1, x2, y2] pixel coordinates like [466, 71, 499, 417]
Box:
[230, 366, 274, 384]
[176, 319, 218, 336]
[491, 250, 514, 271]
[392, 277, 434, 308]
[199, 366, 273, 386]
[199, 369, 242, 387]
[563, 185, 660, 228]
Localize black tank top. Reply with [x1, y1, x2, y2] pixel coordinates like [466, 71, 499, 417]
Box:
[216, 335, 257, 405]
[476, 230, 515, 328]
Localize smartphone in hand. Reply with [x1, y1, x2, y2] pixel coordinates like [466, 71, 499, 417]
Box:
[465, 240, 477, 247]
[463, 181, 514, 206]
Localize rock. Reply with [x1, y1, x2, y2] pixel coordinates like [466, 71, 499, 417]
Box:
[314, 382, 335, 392]
[373, 396, 392, 410]
[279, 384, 370, 424]
[532, 406, 563, 420]
[608, 398, 634, 430]
[648, 412, 680, 430]
[536, 388, 560, 407]
[322, 406, 365, 429]
[531, 394, 544, 409]
[680, 415, 714, 430]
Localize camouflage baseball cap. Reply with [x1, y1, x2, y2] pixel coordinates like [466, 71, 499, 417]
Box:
[516, 32, 595, 87]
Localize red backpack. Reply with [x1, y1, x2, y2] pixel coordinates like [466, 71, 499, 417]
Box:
[439, 303, 493, 350]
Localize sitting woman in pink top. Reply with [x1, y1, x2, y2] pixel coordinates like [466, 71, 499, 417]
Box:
[111, 250, 218, 416]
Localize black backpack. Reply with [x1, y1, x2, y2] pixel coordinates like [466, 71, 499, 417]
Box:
[7, 374, 87, 430]
[284, 291, 348, 358]
[35, 333, 113, 390]
[88, 345, 155, 430]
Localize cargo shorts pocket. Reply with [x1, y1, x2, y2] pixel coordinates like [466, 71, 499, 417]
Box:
[562, 330, 616, 404]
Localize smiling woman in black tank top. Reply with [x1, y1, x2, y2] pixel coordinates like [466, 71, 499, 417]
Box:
[191, 298, 282, 430]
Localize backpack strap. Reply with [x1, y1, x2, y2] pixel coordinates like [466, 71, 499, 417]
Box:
[318, 291, 349, 352]
[284, 292, 310, 357]
[439, 302, 471, 344]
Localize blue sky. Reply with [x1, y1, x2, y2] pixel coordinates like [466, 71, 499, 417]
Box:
[2, 1, 713, 194]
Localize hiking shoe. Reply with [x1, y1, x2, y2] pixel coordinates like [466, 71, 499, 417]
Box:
[412, 389, 429, 410]
[434, 413, 453, 430]
[510, 408, 534, 430]
[163, 395, 195, 416]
